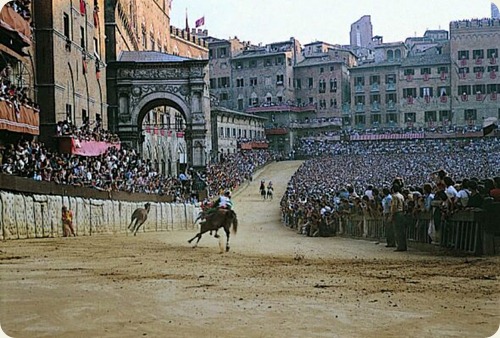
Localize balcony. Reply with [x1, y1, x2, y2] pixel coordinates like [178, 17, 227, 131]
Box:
[440, 95, 448, 103]
[370, 83, 379, 92]
[355, 84, 364, 93]
[342, 103, 351, 114]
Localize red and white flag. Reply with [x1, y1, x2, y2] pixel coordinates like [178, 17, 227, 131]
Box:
[195, 16, 205, 28]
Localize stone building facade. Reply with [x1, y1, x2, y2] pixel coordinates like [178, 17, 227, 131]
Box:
[449, 18, 500, 126]
[34, 0, 107, 146]
[210, 106, 267, 158]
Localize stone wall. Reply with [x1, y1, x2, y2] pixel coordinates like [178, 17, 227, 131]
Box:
[0, 191, 200, 240]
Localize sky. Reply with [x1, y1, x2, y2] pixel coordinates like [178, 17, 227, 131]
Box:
[170, 0, 497, 46]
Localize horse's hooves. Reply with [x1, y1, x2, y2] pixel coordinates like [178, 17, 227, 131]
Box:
[214, 234, 220, 238]
[226, 247, 230, 252]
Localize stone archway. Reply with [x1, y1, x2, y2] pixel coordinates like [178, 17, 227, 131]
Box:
[107, 52, 211, 169]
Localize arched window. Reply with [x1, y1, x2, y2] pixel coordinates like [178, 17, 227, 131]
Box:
[387, 50, 394, 61]
[395, 49, 401, 60]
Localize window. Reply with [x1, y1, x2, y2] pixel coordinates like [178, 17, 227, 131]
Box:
[371, 114, 381, 125]
[424, 111, 436, 122]
[404, 69, 414, 76]
[318, 79, 326, 93]
[420, 87, 433, 97]
[405, 112, 416, 123]
[330, 66, 334, 71]
[420, 67, 431, 75]
[220, 127, 224, 137]
[330, 78, 337, 92]
[66, 104, 72, 122]
[355, 115, 365, 125]
[219, 47, 227, 58]
[250, 77, 257, 86]
[236, 78, 244, 87]
[437, 66, 448, 74]
[387, 50, 394, 61]
[355, 76, 365, 86]
[487, 65, 499, 72]
[458, 85, 471, 95]
[439, 110, 451, 122]
[265, 59, 272, 66]
[386, 113, 398, 124]
[82, 109, 88, 124]
[308, 78, 313, 88]
[459, 67, 470, 74]
[219, 93, 228, 101]
[209, 78, 216, 89]
[249, 60, 257, 68]
[464, 109, 477, 121]
[63, 13, 70, 39]
[235, 62, 243, 69]
[472, 49, 484, 60]
[218, 77, 230, 88]
[80, 26, 85, 49]
[275, 57, 283, 65]
[237, 99, 243, 111]
[370, 75, 380, 85]
[403, 88, 417, 98]
[276, 74, 284, 84]
[385, 94, 398, 106]
[438, 86, 450, 97]
[320, 67, 324, 73]
[94, 37, 99, 57]
[473, 66, 485, 73]
[458, 50, 469, 60]
[385, 74, 396, 84]
[296, 79, 301, 89]
[473, 84, 485, 94]
[487, 84, 499, 94]
[487, 48, 498, 59]
[355, 96, 365, 105]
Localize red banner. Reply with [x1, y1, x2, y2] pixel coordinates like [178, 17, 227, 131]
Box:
[59, 137, 120, 156]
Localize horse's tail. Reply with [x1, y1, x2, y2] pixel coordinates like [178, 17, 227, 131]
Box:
[230, 210, 238, 234]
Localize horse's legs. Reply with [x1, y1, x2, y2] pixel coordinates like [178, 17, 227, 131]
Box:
[128, 218, 135, 230]
[224, 226, 231, 252]
[133, 219, 148, 236]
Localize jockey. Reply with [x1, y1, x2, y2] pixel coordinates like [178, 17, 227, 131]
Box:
[267, 181, 273, 190]
[260, 180, 266, 192]
[216, 190, 233, 210]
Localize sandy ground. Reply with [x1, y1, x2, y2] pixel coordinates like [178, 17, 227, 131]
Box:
[0, 160, 499, 338]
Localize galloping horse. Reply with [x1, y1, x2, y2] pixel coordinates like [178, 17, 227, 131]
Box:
[266, 187, 273, 200]
[260, 181, 267, 200]
[188, 209, 238, 253]
[128, 203, 151, 236]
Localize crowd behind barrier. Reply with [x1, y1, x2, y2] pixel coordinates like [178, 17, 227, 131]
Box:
[56, 119, 120, 143]
[0, 138, 273, 202]
[282, 137, 500, 254]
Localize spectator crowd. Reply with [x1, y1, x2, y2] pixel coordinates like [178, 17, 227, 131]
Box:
[0, 138, 273, 203]
[281, 137, 500, 241]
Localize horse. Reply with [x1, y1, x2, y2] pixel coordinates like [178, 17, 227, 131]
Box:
[188, 209, 238, 253]
[267, 187, 273, 200]
[128, 203, 151, 236]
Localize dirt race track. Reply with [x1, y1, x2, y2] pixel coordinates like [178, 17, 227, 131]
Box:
[1, 161, 499, 338]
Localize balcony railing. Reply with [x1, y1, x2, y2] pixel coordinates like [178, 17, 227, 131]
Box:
[370, 83, 379, 92]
